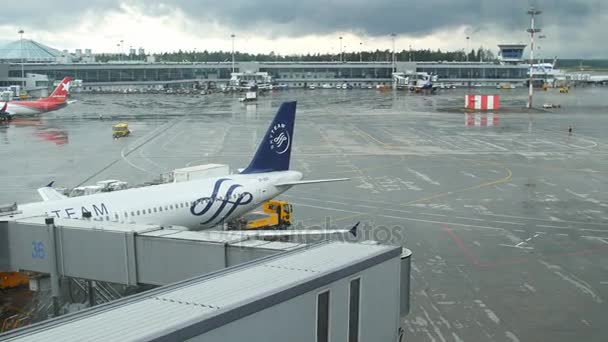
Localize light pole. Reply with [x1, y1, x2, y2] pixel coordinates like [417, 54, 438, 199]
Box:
[390, 33, 396, 72]
[339, 36, 343, 62]
[527, 7, 542, 109]
[466, 36, 470, 62]
[359, 42, 363, 62]
[18, 29, 24, 87]
[409, 44, 412, 62]
[231, 34, 235, 73]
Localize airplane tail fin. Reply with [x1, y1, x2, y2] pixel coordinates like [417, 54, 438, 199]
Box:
[241, 101, 296, 174]
[46, 77, 72, 102]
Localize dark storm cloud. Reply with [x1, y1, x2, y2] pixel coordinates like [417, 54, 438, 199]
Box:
[2, 0, 122, 28]
[2, 0, 606, 56]
[132, 0, 600, 37]
[4, 0, 601, 37]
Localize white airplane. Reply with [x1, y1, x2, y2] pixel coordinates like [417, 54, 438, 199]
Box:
[17, 101, 354, 237]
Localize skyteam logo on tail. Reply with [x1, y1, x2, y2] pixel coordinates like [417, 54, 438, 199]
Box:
[269, 123, 290, 154]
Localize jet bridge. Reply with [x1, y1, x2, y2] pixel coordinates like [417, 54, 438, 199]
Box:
[0, 216, 304, 286]
[0, 211, 412, 338]
[1, 241, 411, 342]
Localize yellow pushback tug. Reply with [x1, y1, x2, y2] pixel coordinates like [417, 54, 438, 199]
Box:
[227, 200, 293, 230]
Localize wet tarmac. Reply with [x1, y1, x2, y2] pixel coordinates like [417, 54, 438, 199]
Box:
[1, 86, 607, 341]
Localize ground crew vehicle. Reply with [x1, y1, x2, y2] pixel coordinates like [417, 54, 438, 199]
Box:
[112, 122, 130, 138]
[559, 86, 569, 93]
[227, 200, 292, 230]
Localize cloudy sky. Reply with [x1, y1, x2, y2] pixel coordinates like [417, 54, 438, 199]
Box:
[0, 0, 605, 58]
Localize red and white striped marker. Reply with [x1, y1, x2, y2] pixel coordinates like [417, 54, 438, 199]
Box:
[465, 95, 501, 110]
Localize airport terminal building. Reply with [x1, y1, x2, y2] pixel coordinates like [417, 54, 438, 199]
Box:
[0, 39, 530, 91]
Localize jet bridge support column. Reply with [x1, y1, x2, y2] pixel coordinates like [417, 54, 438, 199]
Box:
[0, 221, 9, 272]
[46, 218, 61, 317]
[87, 280, 95, 307]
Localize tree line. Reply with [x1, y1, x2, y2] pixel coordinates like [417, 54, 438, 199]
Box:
[94, 48, 497, 63]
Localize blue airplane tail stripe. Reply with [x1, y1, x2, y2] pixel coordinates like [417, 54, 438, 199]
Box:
[241, 101, 296, 174]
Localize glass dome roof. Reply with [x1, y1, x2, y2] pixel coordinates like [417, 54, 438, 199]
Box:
[0, 39, 64, 62]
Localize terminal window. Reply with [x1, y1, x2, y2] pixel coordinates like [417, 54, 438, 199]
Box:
[317, 290, 330, 342]
[348, 278, 361, 342]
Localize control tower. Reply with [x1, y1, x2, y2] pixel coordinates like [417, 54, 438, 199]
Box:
[497, 44, 527, 64]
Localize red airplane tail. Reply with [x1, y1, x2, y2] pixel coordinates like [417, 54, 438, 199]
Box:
[45, 77, 72, 102]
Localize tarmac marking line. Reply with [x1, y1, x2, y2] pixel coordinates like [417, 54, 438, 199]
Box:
[290, 202, 505, 231]
[291, 189, 608, 228]
[480, 212, 608, 227]
[402, 167, 512, 206]
[353, 125, 393, 148]
[290, 194, 549, 230]
[582, 236, 608, 245]
[492, 221, 525, 226]
[468, 137, 509, 152]
[443, 225, 481, 266]
[536, 224, 570, 229]
[500, 244, 534, 250]
[302, 213, 365, 227]
[415, 129, 462, 150]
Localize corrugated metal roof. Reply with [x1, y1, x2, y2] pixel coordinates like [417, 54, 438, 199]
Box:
[13, 300, 213, 342]
[3, 242, 398, 341]
[230, 239, 304, 250]
[158, 266, 314, 308]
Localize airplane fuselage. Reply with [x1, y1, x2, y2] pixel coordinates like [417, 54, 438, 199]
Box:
[1, 76, 73, 117]
[19, 171, 302, 230]
[1, 100, 68, 116]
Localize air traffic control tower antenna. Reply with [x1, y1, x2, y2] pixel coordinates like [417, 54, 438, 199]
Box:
[527, 7, 542, 109]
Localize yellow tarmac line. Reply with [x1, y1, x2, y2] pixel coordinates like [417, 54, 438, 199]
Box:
[402, 167, 513, 206]
[353, 126, 393, 148]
